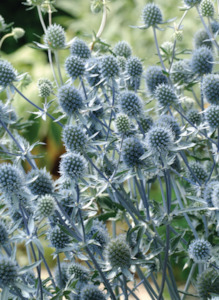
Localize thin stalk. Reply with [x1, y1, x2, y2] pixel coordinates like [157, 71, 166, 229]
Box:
[152, 26, 166, 71]
[181, 263, 196, 300]
[57, 254, 62, 288]
[0, 33, 14, 49]
[79, 76, 88, 100]
[136, 266, 157, 300]
[135, 170, 150, 221]
[91, 0, 107, 50]
[54, 50, 63, 85]
[122, 274, 128, 300]
[76, 183, 86, 240]
[13, 85, 64, 128]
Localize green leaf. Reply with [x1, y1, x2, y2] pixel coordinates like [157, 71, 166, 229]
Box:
[18, 260, 42, 274]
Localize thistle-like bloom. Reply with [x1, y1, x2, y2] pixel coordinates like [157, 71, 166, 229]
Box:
[27, 168, 54, 196]
[80, 285, 106, 300]
[0, 258, 18, 287]
[58, 85, 83, 115]
[70, 38, 91, 59]
[197, 268, 219, 299]
[154, 84, 178, 107]
[188, 239, 212, 263]
[142, 3, 163, 27]
[119, 91, 143, 117]
[37, 78, 53, 98]
[146, 126, 173, 153]
[191, 47, 213, 76]
[187, 162, 208, 185]
[202, 74, 219, 105]
[86, 220, 109, 253]
[170, 60, 192, 85]
[139, 116, 153, 133]
[101, 55, 119, 79]
[115, 114, 130, 135]
[44, 24, 66, 50]
[145, 66, 168, 95]
[200, 0, 215, 17]
[114, 41, 132, 58]
[0, 60, 17, 87]
[65, 56, 85, 80]
[186, 109, 202, 125]
[194, 29, 212, 49]
[122, 137, 145, 168]
[184, 0, 202, 7]
[0, 164, 24, 195]
[68, 263, 89, 282]
[60, 152, 87, 180]
[62, 125, 87, 152]
[37, 194, 55, 217]
[203, 180, 218, 207]
[106, 236, 131, 269]
[49, 226, 71, 249]
[157, 115, 181, 140]
[205, 105, 219, 129]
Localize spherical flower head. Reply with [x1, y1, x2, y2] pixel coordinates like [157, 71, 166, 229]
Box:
[65, 55, 85, 80]
[202, 74, 219, 105]
[204, 180, 218, 207]
[44, 24, 66, 50]
[58, 85, 83, 116]
[154, 84, 178, 107]
[126, 56, 143, 78]
[142, 3, 163, 27]
[49, 226, 70, 249]
[85, 58, 101, 87]
[54, 262, 69, 288]
[212, 185, 219, 209]
[106, 236, 131, 269]
[60, 152, 87, 180]
[115, 114, 130, 135]
[37, 78, 53, 98]
[62, 125, 87, 152]
[184, 0, 202, 7]
[119, 91, 143, 117]
[191, 47, 213, 76]
[27, 168, 54, 196]
[0, 221, 8, 245]
[210, 20, 219, 34]
[170, 60, 192, 85]
[37, 194, 55, 217]
[80, 284, 106, 300]
[70, 38, 91, 60]
[194, 29, 212, 49]
[205, 105, 219, 129]
[188, 162, 208, 185]
[145, 66, 168, 95]
[114, 41, 132, 58]
[188, 239, 211, 263]
[87, 220, 109, 252]
[158, 115, 181, 140]
[0, 258, 18, 287]
[186, 109, 202, 125]
[0, 60, 17, 87]
[0, 164, 23, 195]
[122, 137, 144, 168]
[147, 126, 173, 153]
[139, 116, 153, 133]
[197, 268, 219, 299]
[101, 55, 119, 79]
[68, 263, 89, 281]
[201, 0, 214, 17]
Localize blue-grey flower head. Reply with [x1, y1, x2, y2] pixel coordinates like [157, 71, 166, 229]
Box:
[37, 194, 55, 217]
[37, 78, 53, 98]
[157, 115, 181, 140]
[186, 108, 202, 125]
[145, 66, 168, 95]
[154, 84, 178, 107]
[119, 91, 143, 117]
[147, 126, 173, 153]
[205, 105, 219, 129]
[49, 226, 71, 249]
[187, 162, 208, 185]
[126, 56, 143, 78]
[122, 137, 145, 168]
[197, 268, 219, 299]
[115, 113, 131, 135]
[0, 258, 18, 287]
[27, 168, 54, 196]
[101, 55, 119, 79]
[44, 24, 66, 50]
[114, 41, 132, 58]
[142, 3, 163, 27]
[202, 74, 219, 105]
[60, 152, 87, 180]
[184, 0, 202, 7]
[68, 263, 89, 282]
[203, 180, 218, 207]
[194, 29, 212, 49]
[87, 219, 109, 253]
[0, 164, 24, 195]
[170, 60, 193, 85]
[200, 0, 215, 17]
[58, 85, 83, 115]
[80, 284, 106, 300]
[0, 60, 17, 87]
[70, 38, 91, 60]
[139, 116, 153, 133]
[65, 55, 85, 80]
[62, 125, 87, 152]
[191, 47, 214, 75]
[106, 236, 131, 269]
[188, 239, 212, 263]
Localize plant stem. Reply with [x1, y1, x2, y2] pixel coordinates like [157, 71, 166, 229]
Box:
[152, 26, 166, 71]
[54, 50, 63, 86]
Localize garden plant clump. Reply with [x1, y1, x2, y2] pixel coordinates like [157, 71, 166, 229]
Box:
[0, 0, 219, 299]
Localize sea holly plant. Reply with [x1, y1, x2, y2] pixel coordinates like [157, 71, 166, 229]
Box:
[0, 0, 219, 299]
